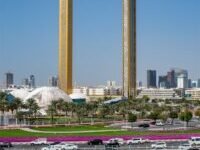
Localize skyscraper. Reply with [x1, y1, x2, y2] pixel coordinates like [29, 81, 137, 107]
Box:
[158, 75, 168, 88]
[22, 78, 29, 87]
[167, 70, 176, 88]
[59, 0, 73, 94]
[5, 72, 14, 88]
[147, 70, 157, 88]
[29, 75, 35, 88]
[49, 76, 58, 87]
[123, 0, 137, 98]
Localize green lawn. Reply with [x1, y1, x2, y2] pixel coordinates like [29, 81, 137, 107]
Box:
[1, 126, 200, 137]
[32, 125, 113, 131]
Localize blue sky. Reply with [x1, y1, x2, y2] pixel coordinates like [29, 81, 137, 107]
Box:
[0, 0, 200, 86]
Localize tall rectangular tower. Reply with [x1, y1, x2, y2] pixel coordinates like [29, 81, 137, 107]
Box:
[123, 0, 137, 98]
[59, 0, 73, 94]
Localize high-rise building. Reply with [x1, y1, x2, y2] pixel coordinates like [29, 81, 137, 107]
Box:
[158, 75, 168, 88]
[5, 72, 14, 88]
[177, 74, 188, 89]
[29, 75, 35, 88]
[167, 70, 176, 88]
[123, 0, 137, 98]
[59, 0, 73, 94]
[197, 79, 200, 88]
[188, 79, 192, 88]
[107, 81, 116, 87]
[49, 76, 58, 87]
[137, 81, 142, 88]
[22, 78, 29, 87]
[147, 70, 157, 88]
[192, 80, 198, 88]
[173, 68, 188, 87]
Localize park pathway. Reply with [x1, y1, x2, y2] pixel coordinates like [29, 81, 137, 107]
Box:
[20, 128, 121, 134]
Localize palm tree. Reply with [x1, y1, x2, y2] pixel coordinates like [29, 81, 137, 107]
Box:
[56, 99, 65, 116]
[0, 92, 8, 114]
[47, 101, 57, 125]
[8, 98, 23, 114]
[86, 102, 98, 124]
[25, 99, 40, 124]
[0, 92, 8, 126]
[74, 104, 87, 124]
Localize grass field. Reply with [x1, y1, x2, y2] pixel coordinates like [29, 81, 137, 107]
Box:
[32, 125, 112, 131]
[1, 125, 200, 137]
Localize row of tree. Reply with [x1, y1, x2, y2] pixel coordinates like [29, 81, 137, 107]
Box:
[1, 91, 200, 126]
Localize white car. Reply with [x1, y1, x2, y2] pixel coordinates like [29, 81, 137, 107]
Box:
[189, 137, 200, 146]
[178, 143, 192, 150]
[30, 138, 47, 145]
[156, 121, 164, 126]
[151, 142, 167, 149]
[126, 138, 148, 145]
[41, 143, 78, 150]
[107, 138, 124, 145]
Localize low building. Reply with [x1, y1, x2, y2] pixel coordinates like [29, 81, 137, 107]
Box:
[185, 89, 200, 100]
[73, 87, 89, 95]
[137, 88, 182, 100]
[89, 88, 107, 96]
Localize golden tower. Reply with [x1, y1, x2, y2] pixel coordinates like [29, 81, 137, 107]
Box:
[123, 0, 137, 98]
[59, 0, 73, 94]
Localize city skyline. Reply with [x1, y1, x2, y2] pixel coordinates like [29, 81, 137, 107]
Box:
[1, 0, 200, 86]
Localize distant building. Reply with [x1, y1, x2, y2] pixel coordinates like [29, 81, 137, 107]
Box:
[197, 79, 200, 88]
[177, 74, 188, 89]
[29, 75, 35, 88]
[147, 70, 157, 88]
[137, 88, 182, 100]
[22, 78, 29, 87]
[48, 76, 58, 87]
[5, 72, 14, 88]
[73, 88, 89, 96]
[192, 80, 198, 88]
[158, 75, 168, 88]
[185, 89, 200, 100]
[173, 68, 188, 87]
[137, 81, 142, 88]
[167, 70, 176, 88]
[188, 79, 192, 88]
[107, 81, 116, 87]
[89, 88, 107, 96]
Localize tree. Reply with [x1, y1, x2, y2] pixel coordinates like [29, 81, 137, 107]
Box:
[8, 98, 23, 114]
[56, 99, 65, 116]
[160, 111, 169, 123]
[98, 104, 110, 119]
[0, 92, 8, 114]
[74, 104, 87, 124]
[179, 110, 193, 127]
[195, 108, 200, 120]
[47, 101, 57, 125]
[25, 99, 39, 124]
[148, 111, 160, 121]
[169, 111, 178, 124]
[128, 113, 137, 123]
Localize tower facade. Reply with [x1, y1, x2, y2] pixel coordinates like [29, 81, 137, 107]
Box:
[123, 0, 137, 98]
[59, 0, 73, 94]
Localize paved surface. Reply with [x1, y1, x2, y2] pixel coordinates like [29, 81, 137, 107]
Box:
[2, 142, 188, 150]
[21, 128, 121, 134]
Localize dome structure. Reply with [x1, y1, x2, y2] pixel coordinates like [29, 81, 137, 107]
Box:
[69, 93, 89, 104]
[25, 87, 72, 108]
[10, 89, 30, 101]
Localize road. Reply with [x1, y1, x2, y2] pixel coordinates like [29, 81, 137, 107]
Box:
[2, 141, 193, 150]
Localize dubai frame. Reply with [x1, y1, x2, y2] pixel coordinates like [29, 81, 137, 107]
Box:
[59, 0, 137, 98]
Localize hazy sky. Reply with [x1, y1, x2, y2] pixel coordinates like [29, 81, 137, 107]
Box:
[0, 0, 200, 86]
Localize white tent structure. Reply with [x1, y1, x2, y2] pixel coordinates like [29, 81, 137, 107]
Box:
[25, 87, 72, 109]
